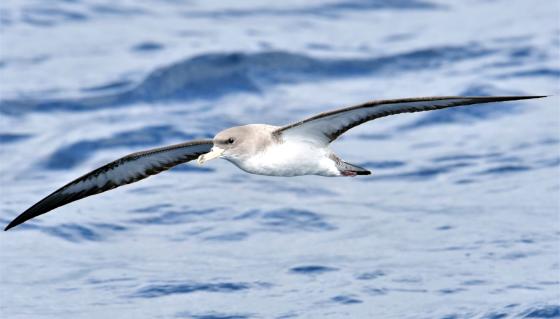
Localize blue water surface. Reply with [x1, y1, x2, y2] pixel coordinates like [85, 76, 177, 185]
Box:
[0, 0, 559, 318]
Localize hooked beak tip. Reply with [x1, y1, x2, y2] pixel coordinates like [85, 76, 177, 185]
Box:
[196, 147, 224, 165]
[197, 155, 205, 165]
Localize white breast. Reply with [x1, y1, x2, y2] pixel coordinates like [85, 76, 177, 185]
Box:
[230, 140, 339, 177]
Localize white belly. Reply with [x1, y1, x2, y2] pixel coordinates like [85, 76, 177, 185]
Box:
[228, 141, 340, 177]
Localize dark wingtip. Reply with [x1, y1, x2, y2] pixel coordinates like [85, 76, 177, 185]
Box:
[5, 220, 19, 231]
[356, 170, 372, 175]
[4, 198, 56, 231]
[512, 95, 548, 99]
[477, 95, 548, 102]
[4, 213, 28, 231]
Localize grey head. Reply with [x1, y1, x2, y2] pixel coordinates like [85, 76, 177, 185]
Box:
[197, 124, 278, 165]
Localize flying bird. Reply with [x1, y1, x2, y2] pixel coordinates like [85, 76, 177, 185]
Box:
[4, 96, 545, 231]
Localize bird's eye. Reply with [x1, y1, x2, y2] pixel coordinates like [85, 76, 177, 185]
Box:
[227, 138, 235, 144]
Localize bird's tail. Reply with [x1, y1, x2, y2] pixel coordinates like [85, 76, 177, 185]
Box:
[337, 160, 371, 176]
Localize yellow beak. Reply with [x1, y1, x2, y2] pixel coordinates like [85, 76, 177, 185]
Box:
[197, 147, 224, 165]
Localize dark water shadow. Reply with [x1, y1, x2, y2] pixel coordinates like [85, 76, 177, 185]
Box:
[496, 68, 560, 79]
[289, 265, 338, 275]
[0, 133, 32, 144]
[132, 41, 164, 53]
[330, 295, 363, 304]
[38, 222, 127, 242]
[1, 45, 495, 115]
[182, 0, 440, 20]
[22, 7, 88, 27]
[43, 125, 209, 170]
[400, 84, 527, 130]
[176, 312, 252, 319]
[133, 281, 252, 298]
[522, 305, 560, 318]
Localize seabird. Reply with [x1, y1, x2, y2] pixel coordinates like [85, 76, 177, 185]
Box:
[4, 96, 545, 231]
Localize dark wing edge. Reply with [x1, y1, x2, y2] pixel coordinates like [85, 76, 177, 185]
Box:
[4, 139, 213, 231]
[273, 96, 547, 143]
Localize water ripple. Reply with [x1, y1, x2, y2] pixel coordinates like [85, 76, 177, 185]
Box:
[522, 305, 560, 318]
[44, 125, 201, 169]
[41, 223, 102, 242]
[183, 0, 439, 19]
[0, 45, 495, 115]
[132, 41, 164, 53]
[129, 208, 217, 225]
[259, 208, 336, 232]
[0, 133, 32, 144]
[177, 313, 252, 319]
[476, 165, 531, 176]
[401, 84, 526, 129]
[289, 265, 338, 275]
[330, 295, 363, 305]
[133, 282, 252, 298]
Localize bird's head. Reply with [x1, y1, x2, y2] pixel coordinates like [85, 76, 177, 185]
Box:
[197, 126, 250, 165]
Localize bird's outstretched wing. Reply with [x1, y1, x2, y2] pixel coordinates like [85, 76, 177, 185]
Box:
[273, 96, 546, 145]
[4, 140, 213, 231]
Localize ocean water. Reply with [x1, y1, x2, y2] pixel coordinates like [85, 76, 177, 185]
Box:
[1, 0, 559, 318]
